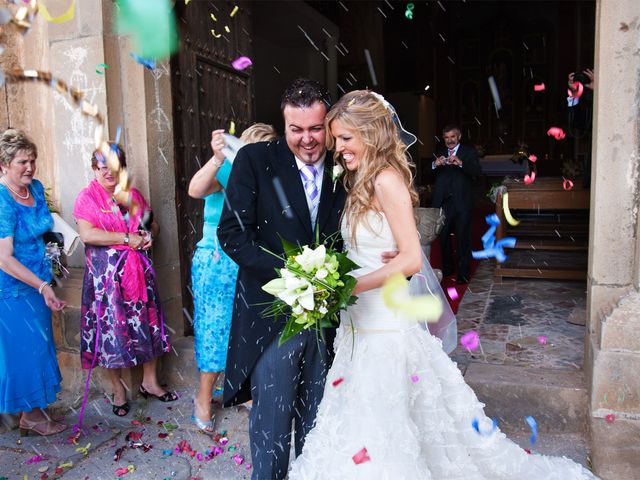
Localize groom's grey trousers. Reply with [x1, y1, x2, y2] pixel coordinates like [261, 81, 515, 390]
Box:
[249, 328, 330, 480]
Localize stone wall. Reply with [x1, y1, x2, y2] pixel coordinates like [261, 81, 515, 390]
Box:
[587, 0, 640, 478]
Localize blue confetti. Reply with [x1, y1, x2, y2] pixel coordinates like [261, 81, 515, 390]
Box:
[525, 415, 538, 444]
[473, 214, 516, 263]
[471, 417, 498, 436]
[130, 52, 156, 70]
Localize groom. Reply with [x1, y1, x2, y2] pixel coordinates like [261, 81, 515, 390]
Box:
[218, 78, 345, 480]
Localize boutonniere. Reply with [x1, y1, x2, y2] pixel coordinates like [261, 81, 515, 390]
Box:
[331, 164, 344, 192]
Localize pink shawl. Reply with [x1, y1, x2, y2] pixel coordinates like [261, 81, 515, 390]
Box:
[73, 179, 151, 302]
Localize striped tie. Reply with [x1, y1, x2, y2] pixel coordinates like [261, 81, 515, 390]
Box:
[300, 164, 319, 227]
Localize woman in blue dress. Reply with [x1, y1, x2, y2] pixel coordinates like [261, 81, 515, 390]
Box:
[0, 129, 67, 436]
[189, 124, 276, 433]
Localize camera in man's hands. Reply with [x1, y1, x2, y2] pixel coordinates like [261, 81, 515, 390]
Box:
[573, 70, 590, 85]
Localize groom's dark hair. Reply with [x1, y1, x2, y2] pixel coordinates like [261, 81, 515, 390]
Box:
[280, 78, 332, 112]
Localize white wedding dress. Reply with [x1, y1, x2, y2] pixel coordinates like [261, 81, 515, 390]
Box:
[288, 211, 597, 480]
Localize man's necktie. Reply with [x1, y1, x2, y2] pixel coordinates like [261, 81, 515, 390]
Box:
[300, 164, 319, 228]
[448, 148, 455, 157]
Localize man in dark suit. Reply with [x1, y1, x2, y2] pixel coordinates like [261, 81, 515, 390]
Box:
[431, 124, 482, 284]
[217, 79, 345, 480]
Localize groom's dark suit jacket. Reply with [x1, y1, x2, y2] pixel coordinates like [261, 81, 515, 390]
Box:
[431, 143, 481, 210]
[217, 139, 345, 407]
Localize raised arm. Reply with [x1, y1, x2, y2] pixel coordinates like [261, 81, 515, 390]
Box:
[353, 169, 423, 295]
[217, 149, 282, 280]
[188, 129, 226, 199]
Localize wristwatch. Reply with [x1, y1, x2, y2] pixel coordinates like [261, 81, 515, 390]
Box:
[124, 232, 130, 245]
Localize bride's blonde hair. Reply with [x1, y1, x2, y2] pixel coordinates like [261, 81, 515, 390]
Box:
[325, 90, 419, 242]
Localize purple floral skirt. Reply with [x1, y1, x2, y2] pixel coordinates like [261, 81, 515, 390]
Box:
[80, 246, 169, 369]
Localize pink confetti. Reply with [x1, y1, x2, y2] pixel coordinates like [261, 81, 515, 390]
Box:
[563, 178, 574, 191]
[460, 331, 480, 351]
[524, 171, 536, 185]
[332, 377, 344, 387]
[231, 56, 252, 71]
[233, 454, 245, 466]
[446, 287, 459, 300]
[352, 447, 371, 465]
[568, 81, 584, 99]
[410, 374, 419, 383]
[547, 127, 566, 140]
[115, 467, 130, 477]
[605, 414, 616, 424]
[537, 335, 547, 345]
[25, 455, 48, 464]
[533, 83, 545, 92]
[528, 154, 537, 163]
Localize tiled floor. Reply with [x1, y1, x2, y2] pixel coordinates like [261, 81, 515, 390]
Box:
[451, 260, 588, 372]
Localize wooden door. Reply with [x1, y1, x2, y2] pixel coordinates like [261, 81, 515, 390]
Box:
[171, 1, 254, 334]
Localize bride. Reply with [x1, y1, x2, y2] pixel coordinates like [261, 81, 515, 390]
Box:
[288, 90, 597, 479]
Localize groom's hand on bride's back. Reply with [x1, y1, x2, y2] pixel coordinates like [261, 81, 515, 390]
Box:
[381, 251, 399, 263]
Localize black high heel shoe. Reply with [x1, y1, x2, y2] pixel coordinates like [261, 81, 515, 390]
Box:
[138, 385, 178, 402]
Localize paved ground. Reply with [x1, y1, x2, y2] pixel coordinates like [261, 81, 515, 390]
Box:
[0, 259, 592, 479]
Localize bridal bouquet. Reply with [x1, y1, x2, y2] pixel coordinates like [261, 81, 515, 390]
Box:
[261, 238, 359, 346]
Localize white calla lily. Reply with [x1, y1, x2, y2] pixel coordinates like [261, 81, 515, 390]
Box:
[295, 245, 327, 274]
[277, 275, 315, 311]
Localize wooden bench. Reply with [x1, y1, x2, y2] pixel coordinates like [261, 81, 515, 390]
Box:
[494, 177, 590, 281]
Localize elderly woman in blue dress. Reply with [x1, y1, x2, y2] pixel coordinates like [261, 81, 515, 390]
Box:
[0, 129, 67, 436]
[189, 123, 276, 433]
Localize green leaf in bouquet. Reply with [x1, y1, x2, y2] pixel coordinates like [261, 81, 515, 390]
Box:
[278, 317, 306, 347]
[279, 235, 302, 258]
[335, 252, 360, 276]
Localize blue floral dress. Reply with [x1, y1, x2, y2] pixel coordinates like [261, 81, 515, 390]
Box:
[192, 160, 238, 372]
[0, 180, 62, 414]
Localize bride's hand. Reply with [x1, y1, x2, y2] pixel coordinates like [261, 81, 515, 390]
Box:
[381, 251, 399, 264]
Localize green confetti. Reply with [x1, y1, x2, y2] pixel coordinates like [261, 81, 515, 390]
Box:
[162, 423, 179, 430]
[115, 0, 178, 60]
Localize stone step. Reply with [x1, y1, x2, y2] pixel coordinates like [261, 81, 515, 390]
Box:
[506, 430, 591, 469]
[464, 363, 588, 434]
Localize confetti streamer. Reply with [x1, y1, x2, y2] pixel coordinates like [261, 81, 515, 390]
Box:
[229, 121, 236, 136]
[95, 63, 109, 74]
[230, 5, 239, 17]
[231, 56, 252, 71]
[39, 0, 76, 24]
[472, 417, 498, 436]
[460, 331, 480, 351]
[381, 273, 443, 322]
[130, 52, 156, 70]
[537, 335, 547, 345]
[332, 377, 344, 387]
[605, 414, 616, 423]
[534, 83, 545, 91]
[211, 29, 221, 38]
[525, 415, 538, 444]
[563, 177, 574, 191]
[405, 2, 414, 19]
[502, 192, 520, 226]
[352, 447, 371, 465]
[524, 171, 536, 185]
[547, 127, 566, 140]
[472, 214, 516, 263]
[410, 374, 419, 383]
[528, 154, 537, 163]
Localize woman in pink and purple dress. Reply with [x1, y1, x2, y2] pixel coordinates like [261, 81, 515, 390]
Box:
[73, 144, 177, 417]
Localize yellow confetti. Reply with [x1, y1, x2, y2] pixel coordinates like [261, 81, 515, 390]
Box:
[229, 121, 236, 136]
[211, 29, 221, 38]
[381, 273, 442, 322]
[75, 442, 91, 455]
[39, 0, 76, 24]
[230, 5, 239, 17]
[185, 0, 191, 4]
[502, 192, 520, 226]
[224, 25, 230, 33]
[57, 461, 73, 469]
[210, 13, 217, 22]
